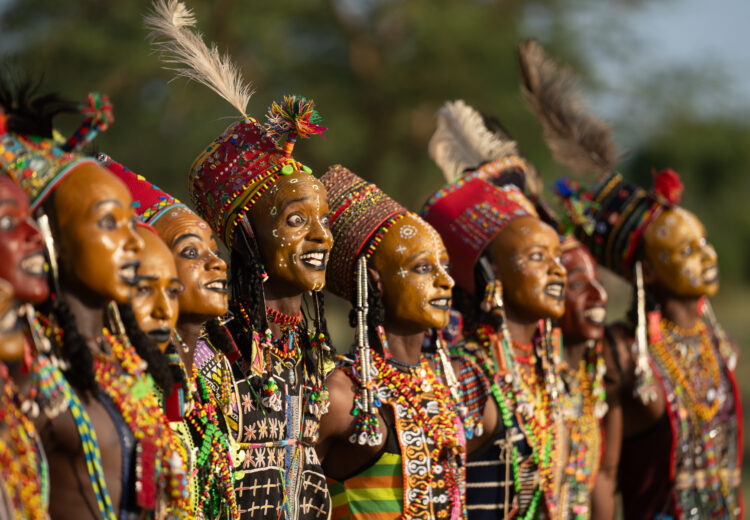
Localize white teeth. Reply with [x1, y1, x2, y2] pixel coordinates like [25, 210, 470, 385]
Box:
[545, 284, 563, 298]
[205, 280, 226, 290]
[300, 251, 326, 267]
[584, 307, 607, 323]
[119, 265, 136, 280]
[20, 253, 45, 276]
[430, 298, 450, 307]
[703, 266, 718, 280]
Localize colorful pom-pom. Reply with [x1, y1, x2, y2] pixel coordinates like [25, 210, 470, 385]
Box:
[652, 168, 683, 207]
[265, 95, 326, 155]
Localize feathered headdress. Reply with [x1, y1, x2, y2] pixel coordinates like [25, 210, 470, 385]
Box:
[145, 0, 253, 118]
[429, 99, 520, 183]
[517, 39, 617, 177]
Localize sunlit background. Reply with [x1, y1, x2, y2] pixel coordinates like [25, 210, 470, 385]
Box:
[3, 0, 749, 513]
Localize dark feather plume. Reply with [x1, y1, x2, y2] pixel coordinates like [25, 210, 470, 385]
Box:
[0, 67, 77, 138]
[517, 39, 617, 177]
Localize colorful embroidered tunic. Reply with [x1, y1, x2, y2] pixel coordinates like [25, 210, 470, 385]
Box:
[330, 352, 469, 520]
[195, 338, 331, 520]
[619, 318, 742, 520]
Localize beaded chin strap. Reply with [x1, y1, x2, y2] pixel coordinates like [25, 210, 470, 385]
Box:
[633, 261, 657, 404]
[349, 255, 383, 446]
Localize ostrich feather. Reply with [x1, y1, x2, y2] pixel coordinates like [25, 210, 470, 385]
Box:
[428, 100, 519, 183]
[517, 39, 617, 177]
[145, 0, 253, 118]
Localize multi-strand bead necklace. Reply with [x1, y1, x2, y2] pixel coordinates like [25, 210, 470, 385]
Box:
[0, 363, 46, 520]
[474, 324, 562, 520]
[95, 328, 190, 515]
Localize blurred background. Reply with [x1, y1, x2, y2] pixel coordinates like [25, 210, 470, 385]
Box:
[2, 0, 749, 512]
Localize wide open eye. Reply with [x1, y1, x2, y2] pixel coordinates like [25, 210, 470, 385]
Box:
[529, 252, 543, 262]
[0, 215, 16, 231]
[98, 214, 117, 231]
[287, 213, 305, 227]
[179, 246, 199, 260]
[135, 284, 152, 298]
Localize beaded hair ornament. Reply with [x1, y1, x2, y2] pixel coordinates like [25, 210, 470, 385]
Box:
[145, 0, 326, 247]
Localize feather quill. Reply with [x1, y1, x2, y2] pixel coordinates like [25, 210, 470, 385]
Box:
[144, 0, 253, 118]
[517, 39, 617, 177]
[428, 100, 519, 183]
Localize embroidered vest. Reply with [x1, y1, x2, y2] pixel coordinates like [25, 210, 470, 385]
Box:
[195, 339, 331, 520]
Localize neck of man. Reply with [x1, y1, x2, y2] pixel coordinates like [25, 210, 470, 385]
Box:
[658, 293, 702, 331]
[561, 335, 590, 367]
[176, 317, 205, 374]
[380, 327, 425, 367]
[504, 303, 540, 349]
[59, 283, 108, 354]
[263, 292, 304, 340]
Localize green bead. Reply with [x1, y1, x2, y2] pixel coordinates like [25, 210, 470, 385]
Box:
[302, 165, 313, 174]
[281, 164, 294, 175]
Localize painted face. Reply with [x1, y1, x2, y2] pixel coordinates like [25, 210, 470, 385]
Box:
[487, 216, 566, 320]
[153, 209, 228, 320]
[251, 173, 333, 294]
[132, 228, 181, 352]
[0, 176, 48, 303]
[371, 214, 454, 332]
[643, 207, 719, 298]
[560, 244, 607, 343]
[54, 163, 145, 303]
[0, 278, 24, 362]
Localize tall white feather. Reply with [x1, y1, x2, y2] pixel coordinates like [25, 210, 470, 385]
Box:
[145, 0, 253, 118]
[428, 100, 519, 183]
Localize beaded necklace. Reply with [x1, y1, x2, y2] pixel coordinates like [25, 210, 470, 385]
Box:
[369, 350, 465, 520]
[95, 328, 190, 515]
[474, 323, 562, 520]
[0, 363, 46, 520]
[649, 318, 720, 422]
[559, 340, 607, 520]
[171, 355, 239, 520]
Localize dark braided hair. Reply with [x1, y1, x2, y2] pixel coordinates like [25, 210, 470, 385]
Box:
[117, 303, 175, 392]
[204, 317, 240, 360]
[0, 67, 77, 137]
[51, 300, 98, 397]
[228, 227, 267, 359]
[163, 342, 187, 392]
[452, 258, 504, 337]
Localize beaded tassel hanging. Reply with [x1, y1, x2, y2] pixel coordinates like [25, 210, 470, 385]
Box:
[349, 256, 382, 446]
[633, 261, 657, 404]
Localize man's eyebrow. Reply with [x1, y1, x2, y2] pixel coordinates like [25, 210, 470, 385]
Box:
[93, 199, 123, 210]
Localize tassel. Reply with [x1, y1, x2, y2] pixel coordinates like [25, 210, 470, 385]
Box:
[265, 95, 326, 156]
[61, 92, 114, 152]
[633, 261, 657, 404]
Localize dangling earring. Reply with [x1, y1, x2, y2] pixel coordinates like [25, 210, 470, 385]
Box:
[36, 211, 61, 297]
[633, 261, 657, 404]
[350, 255, 382, 447]
[480, 279, 503, 314]
[106, 301, 127, 338]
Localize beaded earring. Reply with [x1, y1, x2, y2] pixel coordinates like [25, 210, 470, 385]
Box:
[633, 261, 657, 404]
[349, 256, 383, 446]
[36, 211, 61, 297]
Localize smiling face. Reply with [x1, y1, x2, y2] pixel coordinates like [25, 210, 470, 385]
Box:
[0, 176, 48, 303]
[251, 172, 333, 294]
[487, 216, 566, 320]
[643, 207, 719, 298]
[54, 163, 145, 303]
[132, 228, 181, 351]
[153, 208, 228, 321]
[371, 214, 455, 332]
[0, 278, 24, 362]
[560, 244, 607, 343]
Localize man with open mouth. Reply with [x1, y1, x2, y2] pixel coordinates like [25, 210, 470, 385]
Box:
[568, 170, 743, 520]
[318, 166, 478, 520]
[146, 2, 335, 517]
[2, 80, 192, 520]
[422, 98, 569, 520]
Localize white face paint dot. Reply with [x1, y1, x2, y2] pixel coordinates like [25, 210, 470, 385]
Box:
[397, 267, 409, 278]
[395, 245, 407, 255]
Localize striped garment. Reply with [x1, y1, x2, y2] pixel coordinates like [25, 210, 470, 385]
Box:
[327, 452, 404, 520]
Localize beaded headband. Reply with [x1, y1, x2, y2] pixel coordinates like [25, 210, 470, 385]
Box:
[571, 170, 684, 278]
[97, 153, 190, 225]
[321, 165, 407, 302]
[421, 175, 535, 294]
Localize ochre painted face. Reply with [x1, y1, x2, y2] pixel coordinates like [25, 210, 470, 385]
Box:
[54, 163, 144, 303]
[643, 207, 719, 298]
[0, 176, 48, 303]
[560, 244, 607, 343]
[487, 216, 566, 320]
[251, 172, 333, 294]
[371, 214, 454, 332]
[132, 228, 181, 352]
[153, 209, 228, 320]
[0, 278, 24, 362]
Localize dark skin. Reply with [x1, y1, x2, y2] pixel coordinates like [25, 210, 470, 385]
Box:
[249, 172, 332, 339]
[317, 216, 456, 479]
[153, 209, 228, 373]
[593, 207, 723, 520]
[39, 163, 145, 520]
[461, 216, 569, 482]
